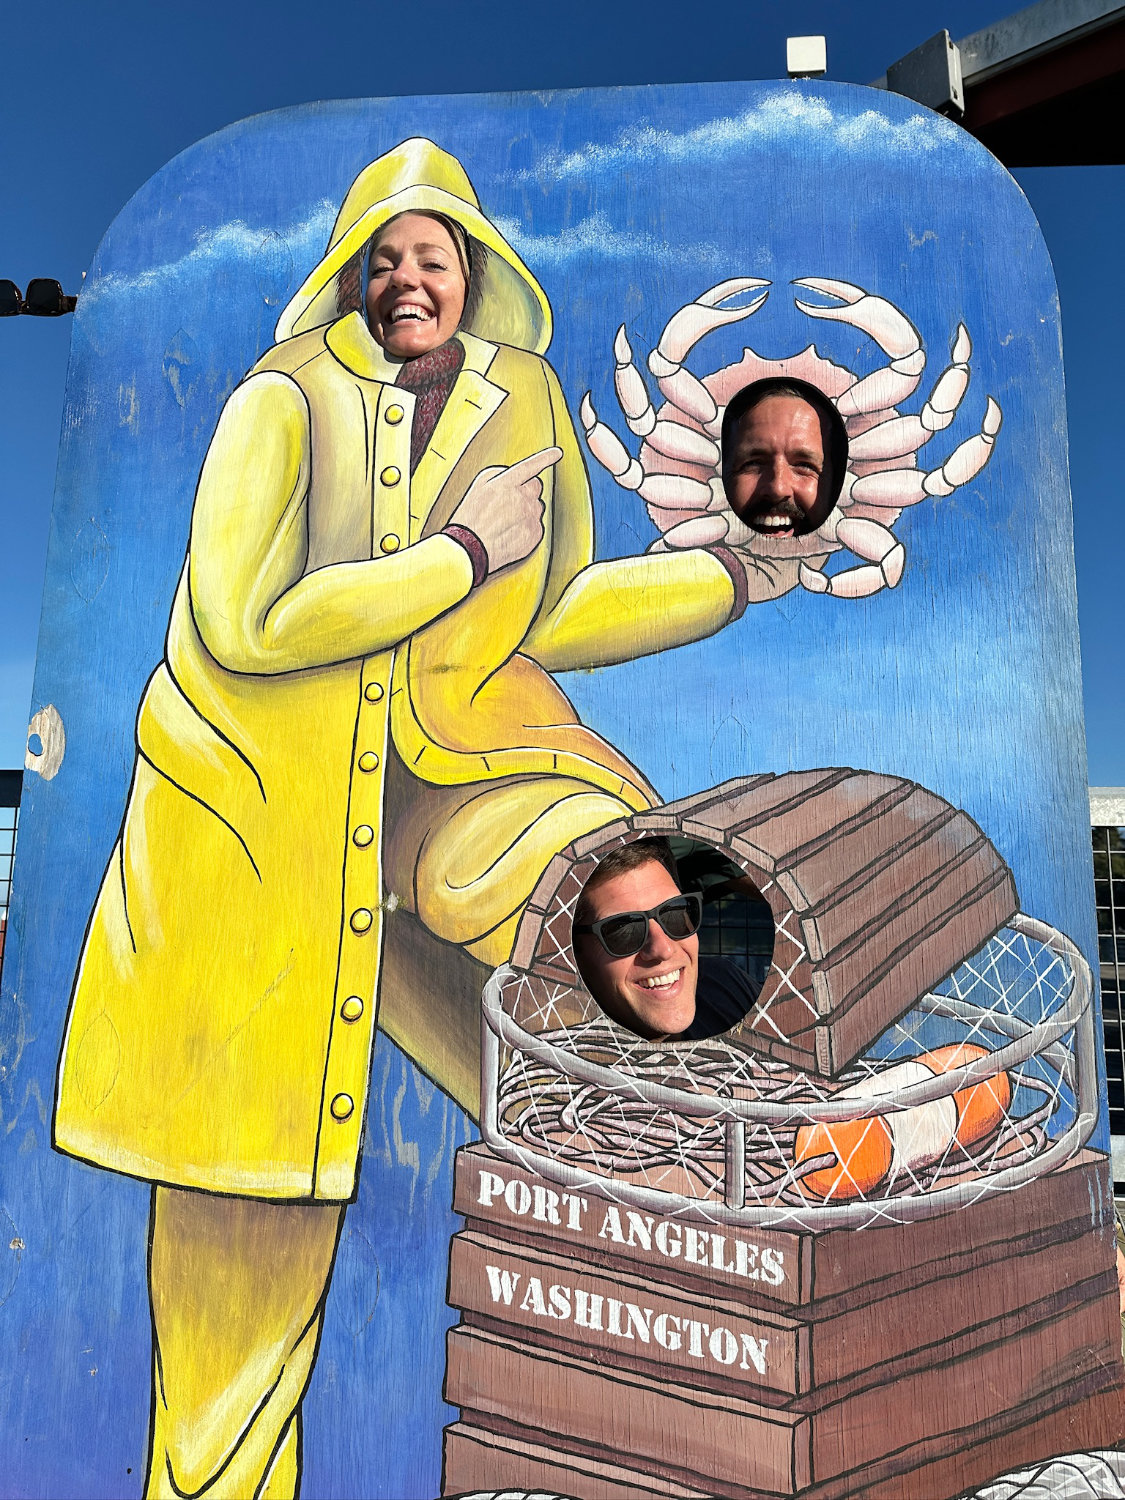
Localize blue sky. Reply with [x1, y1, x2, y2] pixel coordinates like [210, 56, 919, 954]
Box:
[1, 0, 1121, 782]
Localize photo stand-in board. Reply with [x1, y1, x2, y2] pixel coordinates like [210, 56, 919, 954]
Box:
[0, 75, 1119, 1500]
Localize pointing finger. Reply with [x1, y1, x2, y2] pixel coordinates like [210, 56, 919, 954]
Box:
[502, 446, 564, 486]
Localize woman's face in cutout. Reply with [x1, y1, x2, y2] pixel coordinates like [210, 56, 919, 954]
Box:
[365, 212, 467, 358]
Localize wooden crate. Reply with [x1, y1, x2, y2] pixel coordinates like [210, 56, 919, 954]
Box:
[442, 1143, 1125, 1497]
[443, 1296, 1121, 1499]
[442, 1383, 1125, 1500]
[453, 1143, 1113, 1311]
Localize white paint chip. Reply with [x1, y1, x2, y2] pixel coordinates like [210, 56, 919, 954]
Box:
[26, 704, 66, 781]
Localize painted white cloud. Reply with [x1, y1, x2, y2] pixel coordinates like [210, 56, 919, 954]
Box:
[83, 199, 728, 300]
[494, 211, 727, 270]
[512, 89, 958, 186]
[82, 202, 336, 308]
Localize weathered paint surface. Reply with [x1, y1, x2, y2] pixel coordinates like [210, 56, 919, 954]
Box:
[0, 79, 1111, 1498]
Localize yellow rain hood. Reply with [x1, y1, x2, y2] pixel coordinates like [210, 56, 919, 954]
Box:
[275, 136, 552, 355]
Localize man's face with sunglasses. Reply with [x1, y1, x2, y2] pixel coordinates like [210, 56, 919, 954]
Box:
[572, 861, 699, 1040]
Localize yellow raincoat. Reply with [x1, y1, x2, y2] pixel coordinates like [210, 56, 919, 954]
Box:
[54, 139, 741, 1200]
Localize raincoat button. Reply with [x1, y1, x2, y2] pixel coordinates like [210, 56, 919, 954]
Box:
[358, 751, 380, 772]
[330, 1093, 354, 1121]
[380, 466, 401, 487]
[340, 996, 364, 1023]
[350, 908, 373, 934]
[353, 825, 374, 847]
[364, 681, 384, 702]
[385, 404, 405, 425]
[380, 533, 401, 553]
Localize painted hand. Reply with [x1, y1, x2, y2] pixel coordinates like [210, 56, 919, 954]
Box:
[449, 447, 562, 574]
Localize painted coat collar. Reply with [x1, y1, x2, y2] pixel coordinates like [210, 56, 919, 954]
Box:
[324, 312, 508, 538]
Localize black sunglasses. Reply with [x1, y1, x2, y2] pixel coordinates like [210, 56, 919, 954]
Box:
[573, 892, 703, 958]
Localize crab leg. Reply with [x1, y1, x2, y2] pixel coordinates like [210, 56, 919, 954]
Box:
[580, 394, 713, 509]
[648, 513, 731, 551]
[793, 277, 925, 416]
[799, 517, 904, 599]
[644, 420, 720, 468]
[921, 325, 973, 429]
[613, 326, 657, 437]
[848, 398, 1002, 508]
[647, 278, 770, 434]
[846, 326, 981, 462]
[581, 393, 643, 489]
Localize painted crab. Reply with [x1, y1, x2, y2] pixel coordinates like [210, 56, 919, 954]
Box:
[580, 278, 1002, 601]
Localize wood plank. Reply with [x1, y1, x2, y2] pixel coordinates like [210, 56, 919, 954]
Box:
[445, 1322, 811, 1494]
[645, 775, 778, 824]
[453, 1145, 1114, 1310]
[448, 1228, 802, 1396]
[442, 1418, 717, 1499]
[679, 769, 855, 846]
[446, 1221, 1118, 1399]
[720, 773, 912, 869]
[808, 858, 1013, 1019]
[444, 1289, 1122, 1495]
[799, 825, 994, 964]
[810, 1279, 1121, 1480]
[746, 870, 1015, 1073]
[774, 790, 961, 913]
[441, 1384, 1125, 1500]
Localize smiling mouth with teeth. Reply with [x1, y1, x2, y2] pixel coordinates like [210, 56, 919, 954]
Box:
[636, 968, 684, 990]
[390, 303, 433, 323]
[747, 506, 804, 536]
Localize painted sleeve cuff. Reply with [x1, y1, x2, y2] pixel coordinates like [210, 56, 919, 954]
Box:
[707, 545, 748, 622]
[442, 524, 490, 589]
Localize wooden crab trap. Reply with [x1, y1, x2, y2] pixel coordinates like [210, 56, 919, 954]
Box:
[442, 773, 1125, 1500]
[481, 919, 1097, 1231]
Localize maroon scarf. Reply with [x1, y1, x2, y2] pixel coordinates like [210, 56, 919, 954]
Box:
[394, 340, 466, 474]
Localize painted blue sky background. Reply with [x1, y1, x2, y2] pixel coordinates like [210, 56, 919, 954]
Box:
[1, 0, 1122, 786]
[0, 73, 1105, 1499]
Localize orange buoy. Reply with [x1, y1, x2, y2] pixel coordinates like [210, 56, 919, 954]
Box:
[794, 1043, 1011, 1202]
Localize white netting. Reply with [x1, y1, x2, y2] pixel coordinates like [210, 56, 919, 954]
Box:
[452, 1451, 1125, 1500]
[482, 914, 1099, 1231]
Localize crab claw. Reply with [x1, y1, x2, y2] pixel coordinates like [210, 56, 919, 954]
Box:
[799, 516, 904, 598]
[649, 279, 770, 434]
[793, 278, 922, 361]
[656, 279, 771, 364]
